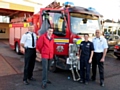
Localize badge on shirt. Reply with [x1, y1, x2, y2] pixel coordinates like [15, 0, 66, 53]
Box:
[80, 44, 83, 46]
[87, 43, 90, 46]
[85, 43, 90, 48]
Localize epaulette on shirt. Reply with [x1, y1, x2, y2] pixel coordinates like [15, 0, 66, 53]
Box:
[25, 32, 29, 34]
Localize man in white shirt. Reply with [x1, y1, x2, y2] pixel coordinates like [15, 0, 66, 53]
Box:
[91, 30, 108, 87]
[20, 25, 37, 85]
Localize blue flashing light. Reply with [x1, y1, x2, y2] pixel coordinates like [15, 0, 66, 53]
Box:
[64, 2, 74, 6]
[87, 7, 101, 15]
[88, 7, 96, 11]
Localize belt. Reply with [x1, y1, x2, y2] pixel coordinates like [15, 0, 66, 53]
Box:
[94, 52, 103, 54]
[25, 47, 36, 49]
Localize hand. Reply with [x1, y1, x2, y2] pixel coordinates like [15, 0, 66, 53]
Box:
[36, 49, 39, 53]
[89, 59, 92, 63]
[20, 47, 25, 54]
[100, 58, 105, 62]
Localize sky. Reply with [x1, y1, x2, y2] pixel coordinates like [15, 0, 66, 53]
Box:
[2, 0, 120, 21]
[42, 0, 120, 21]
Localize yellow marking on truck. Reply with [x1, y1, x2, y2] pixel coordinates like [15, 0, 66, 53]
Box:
[9, 24, 12, 28]
[23, 23, 30, 27]
[54, 39, 69, 43]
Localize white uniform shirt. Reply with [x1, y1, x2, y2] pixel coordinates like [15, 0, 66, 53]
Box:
[20, 31, 37, 48]
[92, 37, 108, 53]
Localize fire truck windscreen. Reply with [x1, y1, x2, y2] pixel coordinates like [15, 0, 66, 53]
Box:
[70, 13, 100, 34]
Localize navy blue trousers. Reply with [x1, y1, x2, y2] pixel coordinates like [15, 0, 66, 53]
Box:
[80, 56, 91, 82]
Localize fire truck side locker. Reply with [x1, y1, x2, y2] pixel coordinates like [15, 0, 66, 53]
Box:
[9, 23, 29, 54]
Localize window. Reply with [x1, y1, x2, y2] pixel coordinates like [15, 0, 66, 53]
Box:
[115, 36, 119, 39]
[70, 13, 100, 34]
[48, 12, 65, 33]
[0, 16, 10, 23]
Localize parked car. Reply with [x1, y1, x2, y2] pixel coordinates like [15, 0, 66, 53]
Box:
[106, 35, 120, 51]
[114, 42, 120, 58]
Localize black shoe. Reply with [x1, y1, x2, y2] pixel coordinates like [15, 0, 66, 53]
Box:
[41, 84, 47, 89]
[100, 82, 105, 87]
[91, 77, 96, 81]
[23, 80, 29, 85]
[85, 81, 88, 85]
[91, 79, 96, 81]
[28, 77, 36, 81]
[47, 80, 51, 84]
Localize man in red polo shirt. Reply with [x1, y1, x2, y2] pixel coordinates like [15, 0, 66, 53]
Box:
[37, 27, 54, 89]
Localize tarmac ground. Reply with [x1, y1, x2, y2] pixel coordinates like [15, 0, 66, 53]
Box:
[0, 40, 120, 90]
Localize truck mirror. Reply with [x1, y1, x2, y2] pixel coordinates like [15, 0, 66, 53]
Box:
[62, 20, 66, 33]
[100, 20, 104, 25]
[42, 11, 49, 19]
[82, 18, 87, 24]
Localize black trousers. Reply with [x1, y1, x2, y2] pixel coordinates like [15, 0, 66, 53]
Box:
[23, 48, 36, 81]
[92, 52, 104, 82]
[80, 56, 91, 82]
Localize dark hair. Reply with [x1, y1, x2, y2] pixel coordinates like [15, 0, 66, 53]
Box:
[84, 33, 89, 36]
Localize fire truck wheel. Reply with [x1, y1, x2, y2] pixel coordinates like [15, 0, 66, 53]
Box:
[15, 43, 20, 54]
[50, 59, 57, 72]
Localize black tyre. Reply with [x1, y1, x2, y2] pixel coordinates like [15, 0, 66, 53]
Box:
[15, 43, 20, 54]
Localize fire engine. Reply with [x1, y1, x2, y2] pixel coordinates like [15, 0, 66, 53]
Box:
[9, 1, 103, 73]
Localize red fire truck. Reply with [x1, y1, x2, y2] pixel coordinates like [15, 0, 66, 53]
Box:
[9, 1, 103, 71]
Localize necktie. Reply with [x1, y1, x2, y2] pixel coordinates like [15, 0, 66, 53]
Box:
[31, 33, 35, 47]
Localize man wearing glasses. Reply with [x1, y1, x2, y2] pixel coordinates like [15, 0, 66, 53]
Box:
[91, 30, 108, 87]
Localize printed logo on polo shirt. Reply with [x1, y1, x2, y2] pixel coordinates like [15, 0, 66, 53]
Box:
[80, 44, 83, 46]
[87, 43, 90, 46]
[86, 43, 90, 48]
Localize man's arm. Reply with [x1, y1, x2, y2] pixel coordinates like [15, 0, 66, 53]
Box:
[100, 38, 108, 62]
[89, 42, 94, 63]
[20, 43, 24, 48]
[100, 48, 107, 62]
[89, 50, 94, 63]
[20, 34, 26, 54]
[78, 42, 82, 60]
